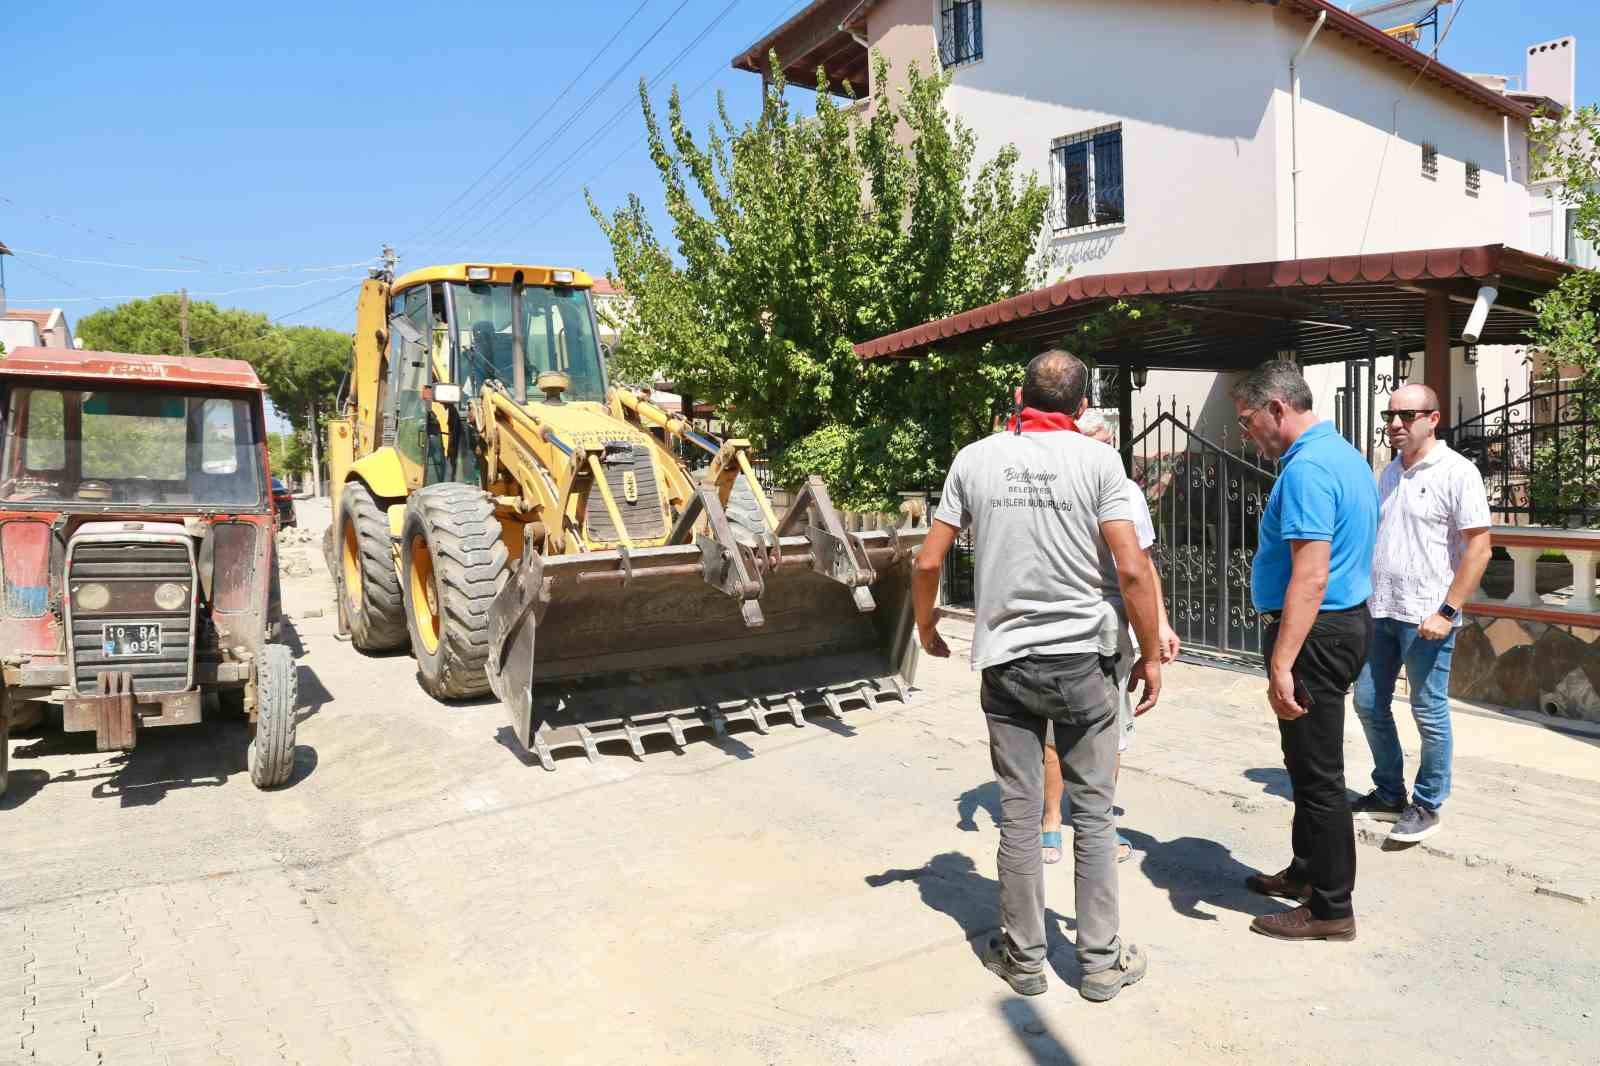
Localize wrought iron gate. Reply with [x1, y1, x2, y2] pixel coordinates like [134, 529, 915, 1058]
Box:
[1130, 410, 1279, 666]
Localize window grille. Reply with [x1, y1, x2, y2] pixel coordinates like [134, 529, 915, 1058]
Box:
[1465, 160, 1481, 195]
[938, 1, 982, 67]
[1050, 125, 1125, 231]
[1422, 142, 1439, 179]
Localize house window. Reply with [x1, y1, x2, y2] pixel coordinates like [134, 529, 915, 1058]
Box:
[1422, 143, 1439, 179]
[1050, 125, 1125, 231]
[1089, 366, 1121, 410]
[1465, 161, 1481, 196]
[1565, 210, 1598, 269]
[937, 0, 982, 68]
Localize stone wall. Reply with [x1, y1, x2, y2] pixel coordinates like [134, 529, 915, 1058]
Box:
[1451, 616, 1600, 723]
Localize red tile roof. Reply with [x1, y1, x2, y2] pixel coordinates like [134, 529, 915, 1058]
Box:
[2, 309, 56, 328]
[590, 277, 626, 296]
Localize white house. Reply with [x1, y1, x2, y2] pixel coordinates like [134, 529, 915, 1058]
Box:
[0, 307, 74, 353]
[734, 0, 1582, 452]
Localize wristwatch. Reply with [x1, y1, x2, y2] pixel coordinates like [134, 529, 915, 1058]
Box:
[1438, 602, 1459, 622]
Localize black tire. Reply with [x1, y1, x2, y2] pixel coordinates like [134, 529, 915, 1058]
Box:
[401, 484, 508, 700]
[724, 472, 771, 545]
[249, 644, 298, 789]
[338, 482, 408, 652]
[1, 699, 9, 802]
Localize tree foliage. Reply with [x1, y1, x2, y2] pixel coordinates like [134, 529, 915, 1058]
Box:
[591, 56, 1049, 509]
[1528, 103, 1600, 525]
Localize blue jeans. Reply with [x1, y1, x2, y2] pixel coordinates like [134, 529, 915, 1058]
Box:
[1352, 617, 1457, 811]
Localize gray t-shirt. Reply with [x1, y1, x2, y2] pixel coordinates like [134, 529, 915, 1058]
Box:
[934, 430, 1134, 670]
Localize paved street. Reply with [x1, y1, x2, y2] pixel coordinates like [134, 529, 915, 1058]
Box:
[4, 498, 1598, 1066]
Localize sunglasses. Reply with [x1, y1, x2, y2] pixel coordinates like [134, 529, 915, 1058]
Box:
[1381, 409, 1437, 423]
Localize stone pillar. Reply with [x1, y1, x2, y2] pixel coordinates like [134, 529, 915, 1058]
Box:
[1568, 550, 1600, 613]
[1507, 545, 1542, 608]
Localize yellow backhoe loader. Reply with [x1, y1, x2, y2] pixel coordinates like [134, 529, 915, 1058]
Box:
[325, 261, 925, 768]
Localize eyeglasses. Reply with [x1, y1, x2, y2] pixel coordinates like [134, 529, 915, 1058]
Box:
[1236, 408, 1260, 431]
[1380, 409, 1437, 423]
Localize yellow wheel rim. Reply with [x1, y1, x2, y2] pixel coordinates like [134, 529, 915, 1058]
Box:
[342, 522, 363, 615]
[409, 534, 440, 654]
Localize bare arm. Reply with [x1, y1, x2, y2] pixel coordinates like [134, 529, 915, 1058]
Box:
[1420, 527, 1492, 640]
[1105, 518, 1162, 714]
[1267, 539, 1330, 720]
[912, 519, 959, 658]
[1145, 547, 1180, 661]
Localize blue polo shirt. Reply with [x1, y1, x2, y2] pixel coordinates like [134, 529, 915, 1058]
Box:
[1252, 421, 1378, 612]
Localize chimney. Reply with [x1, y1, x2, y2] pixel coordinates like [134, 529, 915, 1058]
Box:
[1527, 36, 1577, 112]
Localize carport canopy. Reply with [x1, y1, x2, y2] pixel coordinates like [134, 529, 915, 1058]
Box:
[853, 244, 1573, 376]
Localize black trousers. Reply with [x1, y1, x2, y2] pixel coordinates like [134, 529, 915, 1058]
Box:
[1262, 605, 1373, 920]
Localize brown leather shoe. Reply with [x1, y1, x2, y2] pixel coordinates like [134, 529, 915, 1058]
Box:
[1250, 905, 1356, 942]
[1244, 866, 1311, 904]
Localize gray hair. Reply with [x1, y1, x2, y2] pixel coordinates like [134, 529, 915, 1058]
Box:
[1230, 359, 1314, 413]
[1022, 349, 1090, 414]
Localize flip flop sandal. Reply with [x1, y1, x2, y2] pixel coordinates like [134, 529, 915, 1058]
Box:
[1116, 832, 1133, 863]
[1041, 829, 1064, 865]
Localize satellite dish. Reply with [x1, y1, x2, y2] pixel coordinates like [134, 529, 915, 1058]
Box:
[1350, 0, 1454, 47]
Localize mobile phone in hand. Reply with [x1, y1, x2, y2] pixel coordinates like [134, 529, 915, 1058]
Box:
[1293, 677, 1314, 711]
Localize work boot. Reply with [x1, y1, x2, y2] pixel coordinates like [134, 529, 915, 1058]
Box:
[981, 936, 1046, 996]
[1244, 866, 1311, 904]
[1250, 906, 1356, 942]
[1080, 943, 1148, 1003]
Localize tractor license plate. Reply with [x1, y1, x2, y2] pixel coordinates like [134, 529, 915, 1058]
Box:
[102, 623, 162, 658]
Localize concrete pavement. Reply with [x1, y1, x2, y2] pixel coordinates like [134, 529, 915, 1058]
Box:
[2, 497, 1596, 1065]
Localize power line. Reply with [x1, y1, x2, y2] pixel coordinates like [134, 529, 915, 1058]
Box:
[10, 273, 369, 305]
[440, 0, 750, 253]
[419, 0, 697, 252]
[191, 282, 366, 359]
[401, 0, 657, 249]
[5, 246, 378, 276]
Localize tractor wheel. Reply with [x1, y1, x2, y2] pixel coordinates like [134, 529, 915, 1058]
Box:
[401, 484, 508, 700]
[724, 472, 772, 546]
[338, 482, 408, 652]
[248, 643, 298, 789]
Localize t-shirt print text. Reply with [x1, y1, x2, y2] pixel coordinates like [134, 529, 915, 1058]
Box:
[991, 465, 1076, 511]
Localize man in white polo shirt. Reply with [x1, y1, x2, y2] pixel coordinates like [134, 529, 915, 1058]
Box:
[1352, 383, 1492, 844]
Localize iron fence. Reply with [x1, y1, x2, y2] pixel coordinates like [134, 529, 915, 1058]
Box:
[1450, 378, 1600, 528]
[1130, 405, 1278, 666]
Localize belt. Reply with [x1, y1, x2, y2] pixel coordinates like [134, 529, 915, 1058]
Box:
[1258, 602, 1368, 627]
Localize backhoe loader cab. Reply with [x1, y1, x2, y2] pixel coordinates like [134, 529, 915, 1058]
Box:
[327, 261, 925, 769]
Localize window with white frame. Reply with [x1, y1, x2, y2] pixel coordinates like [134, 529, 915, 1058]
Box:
[1050, 125, 1125, 231]
[937, 1, 982, 68]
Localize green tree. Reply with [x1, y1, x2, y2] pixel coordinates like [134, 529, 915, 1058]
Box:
[1529, 104, 1600, 525]
[77, 295, 281, 364]
[591, 57, 1048, 510]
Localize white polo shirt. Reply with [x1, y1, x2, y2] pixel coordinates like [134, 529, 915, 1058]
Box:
[1369, 441, 1491, 626]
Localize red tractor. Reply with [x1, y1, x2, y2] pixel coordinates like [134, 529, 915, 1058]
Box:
[0, 347, 297, 797]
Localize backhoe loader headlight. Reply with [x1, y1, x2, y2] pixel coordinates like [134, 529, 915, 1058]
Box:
[431, 383, 462, 404]
[467, 266, 492, 281]
[153, 582, 189, 611]
[73, 583, 111, 612]
[552, 269, 575, 284]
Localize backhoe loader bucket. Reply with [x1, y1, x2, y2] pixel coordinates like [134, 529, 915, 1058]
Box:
[487, 478, 926, 769]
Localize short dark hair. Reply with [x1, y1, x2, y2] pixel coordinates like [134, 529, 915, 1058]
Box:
[1230, 359, 1314, 413]
[1021, 349, 1089, 414]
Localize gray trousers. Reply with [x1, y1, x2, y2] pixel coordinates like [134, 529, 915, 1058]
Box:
[981, 651, 1120, 974]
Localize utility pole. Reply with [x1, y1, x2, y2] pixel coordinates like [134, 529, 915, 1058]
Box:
[307, 400, 322, 498]
[179, 288, 191, 355]
[377, 244, 398, 283]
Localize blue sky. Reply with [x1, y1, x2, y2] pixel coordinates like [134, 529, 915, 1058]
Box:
[1, 0, 1596, 339]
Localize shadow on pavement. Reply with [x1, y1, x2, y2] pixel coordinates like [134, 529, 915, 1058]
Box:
[0, 768, 49, 810]
[998, 998, 1086, 1066]
[1244, 766, 1293, 801]
[863, 852, 1081, 987]
[1118, 828, 1282, 921]
[957, 781, 1000, 832]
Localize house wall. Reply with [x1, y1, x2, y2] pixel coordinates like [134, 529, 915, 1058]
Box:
[0, 321, 40, 352]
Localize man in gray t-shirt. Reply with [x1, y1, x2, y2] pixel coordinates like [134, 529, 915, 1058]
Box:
[915, 349, 1163, 1005]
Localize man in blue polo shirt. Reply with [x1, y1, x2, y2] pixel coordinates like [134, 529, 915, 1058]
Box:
[1232, 360, 1377, 942]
